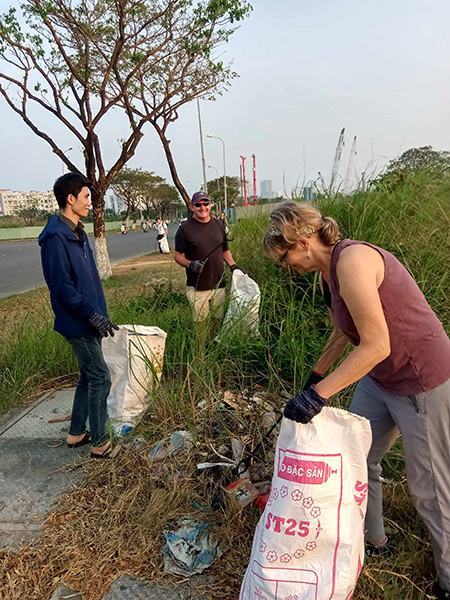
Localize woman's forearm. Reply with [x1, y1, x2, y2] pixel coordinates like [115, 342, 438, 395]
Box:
[315, 342, 390, 399]
[313, 327, 349, 375]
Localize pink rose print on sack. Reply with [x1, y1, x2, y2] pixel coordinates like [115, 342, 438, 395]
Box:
[302, 496, 314, 509]
[291, 489, 303, 502]
[285, 595, 301, 600]
[310, 506, 321, 518]
[294, 548, 305, 559]
[280, 485, 288, 498]
[280, 553, 291, 563]
[259, 540, 267, 553]
[266, 550, 278, 562]
[254, 588, 268, 599]
[306, 541, 317, 551]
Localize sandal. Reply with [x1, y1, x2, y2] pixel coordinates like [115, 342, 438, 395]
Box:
[67, 431, 91, 448]
[90, 443, 112, 459]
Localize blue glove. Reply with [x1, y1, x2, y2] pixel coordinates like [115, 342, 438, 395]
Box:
[283, 386, 327, 424]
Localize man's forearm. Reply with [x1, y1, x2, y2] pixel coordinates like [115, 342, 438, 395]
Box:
[174, 253, 190, 268]
[223, 250, 235, 267]
[313, 327, 349, 375]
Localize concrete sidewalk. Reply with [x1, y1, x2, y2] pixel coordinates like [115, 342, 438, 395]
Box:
[0, 388, 86, 550]
[0, 388, 208, 599]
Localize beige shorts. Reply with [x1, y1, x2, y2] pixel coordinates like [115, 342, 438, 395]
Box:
[186, 286, 226, 322]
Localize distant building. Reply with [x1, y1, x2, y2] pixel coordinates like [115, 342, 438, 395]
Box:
[260, 180, 275, 199]
[302, 186, 317, 202]
[0, 189, 58, 216]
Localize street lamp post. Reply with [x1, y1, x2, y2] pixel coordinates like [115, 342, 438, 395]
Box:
[208, 165, 221, 210]
[206, 135, 227, 212]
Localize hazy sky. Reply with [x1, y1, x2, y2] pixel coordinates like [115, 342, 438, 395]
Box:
[0, 0, 449, 195]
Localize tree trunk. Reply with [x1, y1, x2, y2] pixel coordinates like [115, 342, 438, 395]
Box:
[91, 188, 112, 279]
[152, 122, 191, 208]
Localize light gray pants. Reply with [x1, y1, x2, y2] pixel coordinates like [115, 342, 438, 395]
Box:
[350, 375, 450, 590]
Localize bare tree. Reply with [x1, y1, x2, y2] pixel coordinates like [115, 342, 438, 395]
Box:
[0, 0, 252, 277]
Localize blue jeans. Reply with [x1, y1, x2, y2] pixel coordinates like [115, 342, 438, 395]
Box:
[67, 335, 111, 447]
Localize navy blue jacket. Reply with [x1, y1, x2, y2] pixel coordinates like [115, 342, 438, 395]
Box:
[38, 215, 108, 338]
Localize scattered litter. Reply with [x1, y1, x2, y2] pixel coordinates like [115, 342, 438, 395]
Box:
[222, 390, 243, 410]
[225, 478, 259, 508]
[112, 422, 134, 437]
[170, 430, 194, 451]
[163, 518, 222, 576]
[46, 439, 63, 448]
[122, 435, 146, 449]
[48, 413, 72, 424]
[261, 410, 278, 429]
[197, 462, 235, 471]
[149, 430, 195, 462]
[253, 481, 271, 511]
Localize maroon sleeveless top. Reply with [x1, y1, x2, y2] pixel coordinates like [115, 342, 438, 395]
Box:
[328, 239, 450, 395]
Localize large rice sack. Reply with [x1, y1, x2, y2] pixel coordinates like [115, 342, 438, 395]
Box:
[240, 407, 371, 600]
[103, 325, 166, 431]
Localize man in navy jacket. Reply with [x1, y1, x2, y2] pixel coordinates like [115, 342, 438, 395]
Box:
[39, 173, 117, 458]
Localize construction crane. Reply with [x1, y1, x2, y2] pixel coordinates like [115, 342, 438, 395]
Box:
[330, 127, 345, 192]
[252, 154, 257, 205]
[344, 136, 357, 193]
[317, 171, 326, 192]
[240, 155, 248, 205]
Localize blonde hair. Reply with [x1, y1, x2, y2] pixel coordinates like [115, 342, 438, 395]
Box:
[263, 201, 341, 260]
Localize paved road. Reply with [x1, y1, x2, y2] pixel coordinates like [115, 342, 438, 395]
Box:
[0, 225, 177, 298]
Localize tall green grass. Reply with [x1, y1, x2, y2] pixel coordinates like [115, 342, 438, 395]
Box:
[0, 170, 448, 598]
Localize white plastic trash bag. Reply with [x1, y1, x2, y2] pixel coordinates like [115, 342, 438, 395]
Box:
[240, 407, 371, 600]
[159, 235, 170, 253]
[221, 269, 260, 336]
[103, 325, 167, 431]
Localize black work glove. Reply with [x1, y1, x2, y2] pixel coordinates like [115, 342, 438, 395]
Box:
[89, 313, 119, 338]
[229, 264, 245, 273]
[283, 386, 327, 424]
[304, 370, 324, 389]
[188, 260, 205, 274]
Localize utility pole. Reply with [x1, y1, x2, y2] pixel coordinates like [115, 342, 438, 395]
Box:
[197, 99, 208, 193]
[206, 135, 227, 211]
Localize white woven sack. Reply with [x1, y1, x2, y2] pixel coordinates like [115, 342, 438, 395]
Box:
[240, 407, 371, 600]
[221, 269, 260, 336]
[159, 235, 170, 253]
[103, 325, 167, 425]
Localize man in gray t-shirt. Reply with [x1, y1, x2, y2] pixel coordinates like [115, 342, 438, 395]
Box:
[174, 191, 238, 322]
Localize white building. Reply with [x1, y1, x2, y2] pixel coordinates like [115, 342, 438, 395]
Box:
[0, 189, 58, 216]
[260, 180, 275, 199]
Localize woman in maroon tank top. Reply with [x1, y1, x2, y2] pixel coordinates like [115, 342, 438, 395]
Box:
[263, 201, 450, 599]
